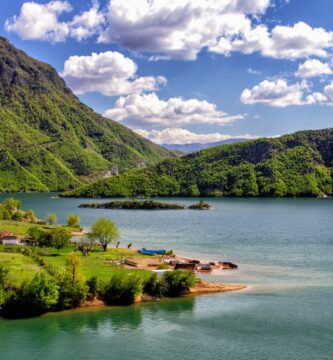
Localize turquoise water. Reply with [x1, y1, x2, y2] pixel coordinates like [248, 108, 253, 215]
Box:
[0, 194, 332, 359]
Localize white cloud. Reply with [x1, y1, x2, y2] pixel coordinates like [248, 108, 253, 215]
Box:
[61, 51, 166, 96]
[104, 93, 244, 127]
[295, 59, 332, 78]
[212, 22, 333, 60]
[6, 1, 333, 62]
[98, 0, 271, 60]
[5, 0, 72, 42]
[69, 0, 105, 41]
[306, 81, 333, 105]
[134, 127, 256, 145]
[241, 79, 311, 107]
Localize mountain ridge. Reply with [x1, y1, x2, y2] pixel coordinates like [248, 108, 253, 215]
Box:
[62, 128, 333, 198]
[0, 36, 175, 192]
[162, 138, 249, 153]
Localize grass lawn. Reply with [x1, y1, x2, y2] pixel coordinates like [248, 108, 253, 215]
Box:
[0, 220, 78, 236]
[43, 247, 152, 282]
[0, 251, 43, 285]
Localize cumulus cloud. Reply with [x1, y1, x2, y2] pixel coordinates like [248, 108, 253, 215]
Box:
[69, 0, 105, 41]
[240, 79, 311, 107]
[98, 0, 271, 60]
[103, 93, 244, 127]
[212, 22, 333, 60]
[134, 127, 256, 145]
[61, 51, 166, 96]
[306, 81, 333, 105]
[5, 0, 105, 42]
[295, 59, 332, 78]
[5, 0, 72, 42]
[6, 1, 333, 62]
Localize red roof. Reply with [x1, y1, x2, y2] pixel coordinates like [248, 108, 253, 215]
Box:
[0, 231, 14, 239]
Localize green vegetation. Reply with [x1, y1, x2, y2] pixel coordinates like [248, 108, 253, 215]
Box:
[79, 199, 212, 210]
[0, 198, 197, 318]
[0, 37, 176, 193]
[0, 244, 195, 318]
[63, 128, 333, 198]
[88, 218, 120, 252]
[79, 199, 187, 210]
[67, 214, 81, 228]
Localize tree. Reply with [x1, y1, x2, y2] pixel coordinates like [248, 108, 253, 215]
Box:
[45, 213, 57, 225]
[67, 214, 81, 228]
[50, 228, 71, 255]
[66, 253, 82, 285]
[88, 218, 120, 252]
[55, 253, 88, 309]
[3, 198, 21, 212]
[78, 237, 95, 256]
[0, 265, 9, 288]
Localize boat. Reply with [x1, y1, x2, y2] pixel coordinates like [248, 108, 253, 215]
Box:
[139, 248, 166, 256]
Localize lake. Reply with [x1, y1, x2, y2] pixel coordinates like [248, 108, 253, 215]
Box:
[0, 194, 332, 360]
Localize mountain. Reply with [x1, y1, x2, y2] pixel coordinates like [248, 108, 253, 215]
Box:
[62, 128, 333, 198]
[0, 37, 175, 192]
[162, 138, 248, 153]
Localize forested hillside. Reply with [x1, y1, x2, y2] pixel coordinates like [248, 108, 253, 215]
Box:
[0, 37, 175, 192]
[62, 128, 333, 198]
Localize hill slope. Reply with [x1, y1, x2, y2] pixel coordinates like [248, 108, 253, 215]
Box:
[62, 128, 333, 198]
[0, 37, 175, 192]
[162, 138, 248, 153]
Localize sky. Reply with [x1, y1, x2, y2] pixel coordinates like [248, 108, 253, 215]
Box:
[0, 0, 333, 144]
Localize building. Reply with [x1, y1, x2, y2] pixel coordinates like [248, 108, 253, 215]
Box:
[0, 233, 21, 245]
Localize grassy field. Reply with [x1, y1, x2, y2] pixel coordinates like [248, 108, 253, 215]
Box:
[0, 251, 43, 285]
[0, 245, 153, 283]
[0, 220, 79, 236]
[45, 247, 152, 281]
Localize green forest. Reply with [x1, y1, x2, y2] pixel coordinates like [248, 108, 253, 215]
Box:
[0, 37, 175, 192]
[62, 128, 333, 198]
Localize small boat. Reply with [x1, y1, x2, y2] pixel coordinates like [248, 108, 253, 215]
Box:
[139, 248, 166, 256]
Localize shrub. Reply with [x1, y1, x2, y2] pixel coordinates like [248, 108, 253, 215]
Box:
[67, 214, 81, 228]
[162, 270, 196, 297]
[0, 266, 9, 288]
[100, 272, 143, 305]
[86, 276, 98, 300]
[1, 273, 59, 318]
[56, 274, 88, 310]
[11, 212, 23, 221]
[143, 273, 167, 298]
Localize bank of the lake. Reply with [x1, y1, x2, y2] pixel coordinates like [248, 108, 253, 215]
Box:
[0, 194, 332, 360]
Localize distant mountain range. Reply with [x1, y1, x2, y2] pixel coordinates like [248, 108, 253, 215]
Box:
[162, 138, 249, 153]
[62, 128, 333, 198]
[0, 37, 176, 192]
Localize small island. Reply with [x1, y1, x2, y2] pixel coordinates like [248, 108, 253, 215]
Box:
[79, 199, 212, 210]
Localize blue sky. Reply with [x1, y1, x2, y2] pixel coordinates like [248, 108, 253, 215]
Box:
[1, 0, 333, 144]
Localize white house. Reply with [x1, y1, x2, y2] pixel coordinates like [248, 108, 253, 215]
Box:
[1, 235, 21, 245]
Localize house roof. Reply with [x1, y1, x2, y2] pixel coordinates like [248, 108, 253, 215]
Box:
[0, 231, 14, 239]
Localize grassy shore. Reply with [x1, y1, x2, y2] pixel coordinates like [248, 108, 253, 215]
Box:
[0, 220, 79, 236]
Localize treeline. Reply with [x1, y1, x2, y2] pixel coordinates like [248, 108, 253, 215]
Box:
[0, 247, 195, 318]
[62, 128, 333, 198]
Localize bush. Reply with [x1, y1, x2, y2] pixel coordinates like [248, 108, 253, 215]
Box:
[86, 276, 98, 300]
[11, 212, 23, 221]
[0, 266, 9, 288]
[100, 272, 143, 305]
[143, 273, 167, 298]
[162, 270, 196, 297]
[1, 273, 59, 318]
[56, 274, 88, 310]
[67, 214, 81, 228]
